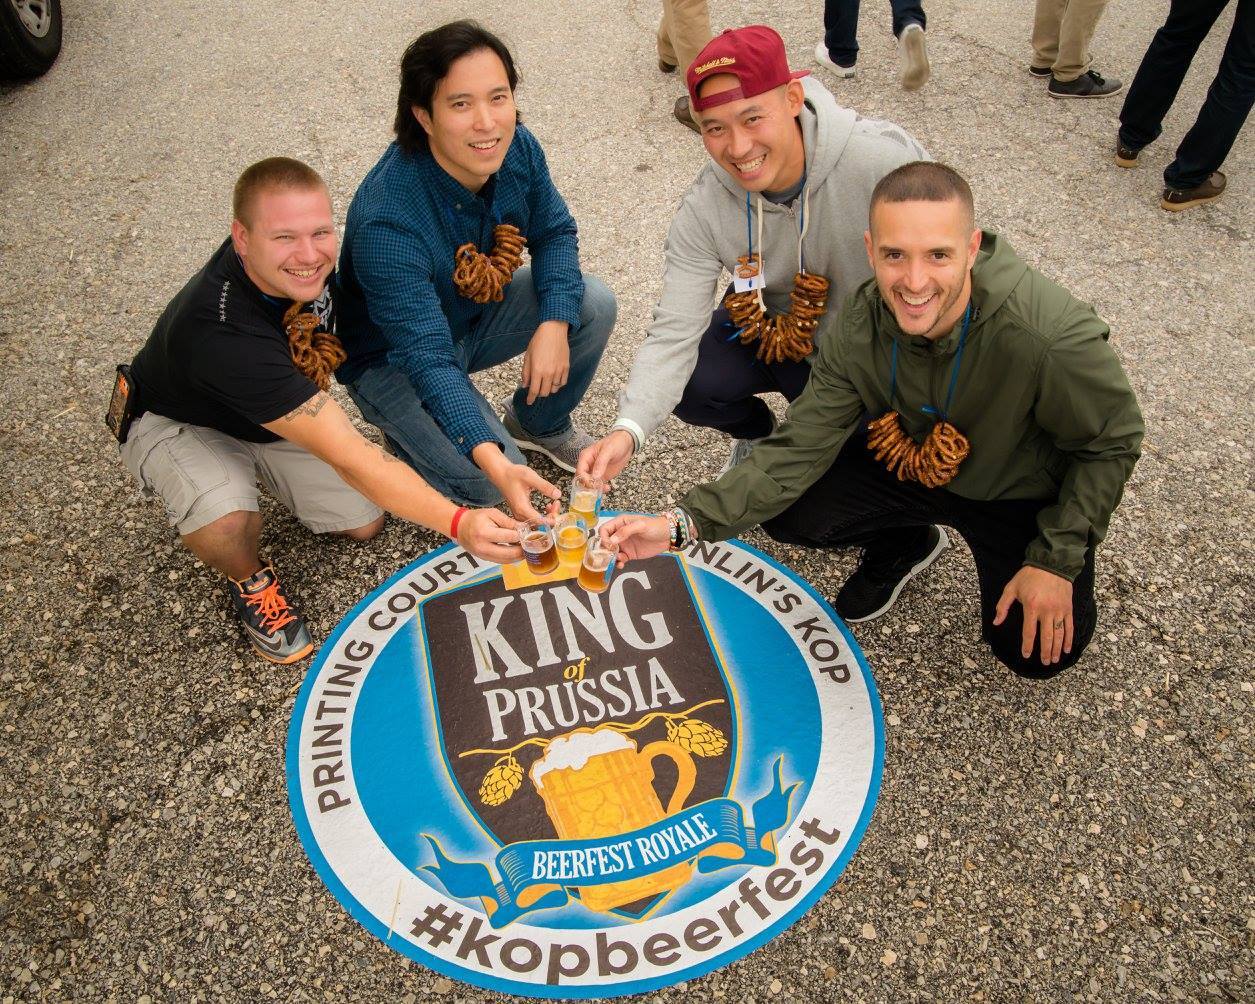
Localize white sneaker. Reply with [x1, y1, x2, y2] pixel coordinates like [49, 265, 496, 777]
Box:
[814, 40, 855, 78]
[898, 23, 930, 91]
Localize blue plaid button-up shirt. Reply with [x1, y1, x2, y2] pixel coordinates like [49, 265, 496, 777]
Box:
[337, 126, 583, 455]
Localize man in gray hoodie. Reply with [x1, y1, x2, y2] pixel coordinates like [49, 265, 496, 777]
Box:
[578, 25, 927, 480]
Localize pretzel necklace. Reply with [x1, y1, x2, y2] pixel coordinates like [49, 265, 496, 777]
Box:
[284, 302, 346, 393]
[867, 303, 973, 488]
[722, 188, 829, 364]
[452, 223, 527, 303]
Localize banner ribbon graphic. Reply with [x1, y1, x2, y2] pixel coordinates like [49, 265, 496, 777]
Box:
[422, 758, 799, 928]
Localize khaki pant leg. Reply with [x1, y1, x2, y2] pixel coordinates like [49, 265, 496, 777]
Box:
[1031, 0, 1066, 69]
[1052, 0, 1110, 81]
[252, 438, 383, 534]
[658, 0, 712, 73]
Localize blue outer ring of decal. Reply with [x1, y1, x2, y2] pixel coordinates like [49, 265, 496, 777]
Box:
[285, 532, 884, 999]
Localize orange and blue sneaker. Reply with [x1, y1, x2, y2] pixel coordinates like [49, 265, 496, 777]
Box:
[227, 565, 314, 665]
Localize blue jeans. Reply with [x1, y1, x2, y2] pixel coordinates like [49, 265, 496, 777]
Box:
[1118, 0, 1254, 190]
[345, 268, 616, 506]
[823, 0, 927, 66]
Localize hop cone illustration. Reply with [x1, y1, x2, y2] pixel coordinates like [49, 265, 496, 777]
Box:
[478, 756, 523, 806]
[667, 717, 728, 757]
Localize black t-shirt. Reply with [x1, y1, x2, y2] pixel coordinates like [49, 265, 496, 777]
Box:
[130, 238, 329, 443]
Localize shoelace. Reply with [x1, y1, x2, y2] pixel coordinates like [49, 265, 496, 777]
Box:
[243, 582, 297, 633]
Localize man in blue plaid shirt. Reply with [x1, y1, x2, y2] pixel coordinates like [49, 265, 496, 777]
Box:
[336, 21, 616, 519]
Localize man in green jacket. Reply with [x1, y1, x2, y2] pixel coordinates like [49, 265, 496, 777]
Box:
[601, 161, 1143, 678]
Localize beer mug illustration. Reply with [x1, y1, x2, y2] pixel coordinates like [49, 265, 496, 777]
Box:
[529, 726, 697, 913]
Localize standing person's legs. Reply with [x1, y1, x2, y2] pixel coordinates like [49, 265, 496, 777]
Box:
[657, 0, 712, 72]
[1041, 0, 1110, 82]
[469, 266, 615, 443]
[889, 0, 926, 37]
[1119, 0, 1230, 151]
[1163, 0, 1255, 191]
[1031, 0, 1066, 72]
[953, 499, 1098, 679]
[822, 0, 862, 68]
[672, 301, 812, 439]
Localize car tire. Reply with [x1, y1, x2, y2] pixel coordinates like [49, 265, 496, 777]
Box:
[0, 0, 62, 80]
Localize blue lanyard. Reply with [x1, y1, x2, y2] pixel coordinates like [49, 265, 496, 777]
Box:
[889, 303, 972, 421]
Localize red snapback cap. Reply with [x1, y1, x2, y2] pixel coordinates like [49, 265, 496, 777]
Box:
[686, 26, 810, 113]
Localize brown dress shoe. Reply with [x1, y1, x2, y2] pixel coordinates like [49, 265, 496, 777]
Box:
[659, 57, 677, 73]
[674, 96, 699, 134]
[1161, 172, 1227, 211]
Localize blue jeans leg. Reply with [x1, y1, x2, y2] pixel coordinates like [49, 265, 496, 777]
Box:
[466, 267, 616, 441]
[345, 364, 526, 508]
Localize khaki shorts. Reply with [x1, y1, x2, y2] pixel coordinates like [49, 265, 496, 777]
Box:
[120, 412, 384, 536]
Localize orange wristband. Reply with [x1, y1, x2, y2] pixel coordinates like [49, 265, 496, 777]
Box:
[449, 506, 469, 540]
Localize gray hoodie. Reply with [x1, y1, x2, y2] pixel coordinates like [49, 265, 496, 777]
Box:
[614, 76, 928, 446]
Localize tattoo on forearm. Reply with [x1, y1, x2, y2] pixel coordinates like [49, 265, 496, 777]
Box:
[280, 392, 330, 422]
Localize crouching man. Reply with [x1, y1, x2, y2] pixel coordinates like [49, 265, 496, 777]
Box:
[600, 162, 1143, 677]
[119, 158, 523, 664]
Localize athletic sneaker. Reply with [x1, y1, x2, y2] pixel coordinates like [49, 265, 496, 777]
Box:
[814, 40, 856, 78]
[227, 565, 314, 665]
[1048, 69, 1122, 99]
[500, 399, 595, 473]
[898, 23, 930, 91]
[1162, 171, 1227, 212]
[1029, 64, 1052, 78]
[719, 436, 758, 477]
[835, 526, 951, 623]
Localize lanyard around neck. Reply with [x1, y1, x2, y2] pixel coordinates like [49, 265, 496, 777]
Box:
[888, 302, 973, 421]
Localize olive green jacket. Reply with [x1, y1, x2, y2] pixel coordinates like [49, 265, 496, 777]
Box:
[682, 232, 1144, 581]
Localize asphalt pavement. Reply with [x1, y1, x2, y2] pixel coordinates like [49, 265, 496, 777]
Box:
[1, 0, 1251, 1001]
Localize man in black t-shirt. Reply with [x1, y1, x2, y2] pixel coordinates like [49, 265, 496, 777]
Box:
[122, 158, 528, 664]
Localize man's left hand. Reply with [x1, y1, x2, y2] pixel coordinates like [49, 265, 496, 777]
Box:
[993, 565, 1074, 666]
[521, 320, 570, 405]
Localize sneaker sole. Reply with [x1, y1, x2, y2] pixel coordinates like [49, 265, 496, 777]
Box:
[1115, 154, 1138, 168]
[899, 30, 929, 90]
[1048, 86, 1124, 99]
[511, 437, 579, 474]
[843, 528, 952, 624]
[249, 637, 314, 665]
[1161, 192, 1224, 211]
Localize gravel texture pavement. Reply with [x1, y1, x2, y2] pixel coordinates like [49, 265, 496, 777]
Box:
[1, 1, 1251, 1001]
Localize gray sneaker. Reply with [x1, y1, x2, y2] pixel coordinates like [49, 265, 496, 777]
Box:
[501, 399, 594, 473]
[227, 565, 314, 665]
[719, 436, 759, 477]
[898, 23, 930, 91]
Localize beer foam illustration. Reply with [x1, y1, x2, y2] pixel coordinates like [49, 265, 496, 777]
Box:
[531, 728, 633, 787]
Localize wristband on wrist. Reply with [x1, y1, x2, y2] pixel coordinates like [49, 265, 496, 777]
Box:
[665, 506, 697, 552]
[449, 506, 470, 541]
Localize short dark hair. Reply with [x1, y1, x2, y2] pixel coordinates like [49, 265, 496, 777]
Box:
[869, 161, 975, 228]
[232, 157, 326, 227]
[393, 20, 521, 155]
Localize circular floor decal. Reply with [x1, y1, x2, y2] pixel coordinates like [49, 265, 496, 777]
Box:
[287, 521, 883, 998]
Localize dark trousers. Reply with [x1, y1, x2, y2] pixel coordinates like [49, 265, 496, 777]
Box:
[1118, 0, 1254, 189]
[823, 0, 927, 66]
[762, 432, 1098, 680]
[673, 302, 813, 440]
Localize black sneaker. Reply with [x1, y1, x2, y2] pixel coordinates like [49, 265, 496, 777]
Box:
[1029, 64, 1052, 78]
[1115, 139, 1140, 168]
[1048, 69, 1123, 99]
[227, 565, 314, 665]
[1162, 171, 1226, 212]
[835, 526, 951, 623]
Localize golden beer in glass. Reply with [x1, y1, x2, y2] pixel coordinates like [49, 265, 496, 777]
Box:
[579, 535, 615, 593]
[530, 727, 697, 913]
[554, 514, 589, 567]
[569, 474, 603, 528]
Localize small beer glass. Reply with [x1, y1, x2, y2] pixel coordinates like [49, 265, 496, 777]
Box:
[578, 533, 616, 593]
[554, 513, 589, 567]
[569, 473, 604, 528]
[518, 518, 559, 575]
